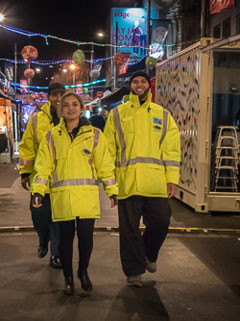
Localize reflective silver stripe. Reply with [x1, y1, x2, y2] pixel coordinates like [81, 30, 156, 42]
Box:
[46, 131, 56, 160]
[51, 178, 99, 188]
[116, 157, 165, 167]
[102, 178, 116, 186]
[164, 160, 180, 167]
[52, 169, 58, 185]
[159, 109, 168, 148]
[19, 159, 34, 165]
[112, 108, 127, 165]
[89, 128, 100, 178]
[32, 113, 38, 147]
[33, 178, 48, 185]
[93, 128, 100, 149]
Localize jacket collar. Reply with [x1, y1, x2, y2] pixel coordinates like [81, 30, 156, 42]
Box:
[129, 91, 152, 109]
[59, 117, 92, 135]
[40, 101, 52, 119]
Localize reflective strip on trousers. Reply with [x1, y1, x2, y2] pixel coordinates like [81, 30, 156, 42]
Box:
[51, 178, 99, 188]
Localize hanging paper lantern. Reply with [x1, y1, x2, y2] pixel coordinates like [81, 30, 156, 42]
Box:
[24, 68, 35, 79]
[113, 52, 124, 66]
[145, 57, 157, 69]
[21, 45, 38, 62]
[72, 50, 85, 65]
[83, 87, 88, 94]
[90, 69, 100, 80]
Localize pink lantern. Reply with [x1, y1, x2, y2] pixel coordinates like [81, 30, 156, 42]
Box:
[24, 68, 35, 79]
[21, 46, 38, 62]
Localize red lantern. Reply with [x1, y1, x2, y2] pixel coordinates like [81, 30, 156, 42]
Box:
[113, 53, 124, 66]
[21, 46, 38, 62]
[96, 91, 103, 98]
[24, 68, 35, 79]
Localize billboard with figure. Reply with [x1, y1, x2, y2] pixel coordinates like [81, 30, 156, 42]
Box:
[111, 8, 148, 58]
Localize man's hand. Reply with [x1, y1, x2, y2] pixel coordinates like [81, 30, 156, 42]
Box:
[110, 195, 118, 208]
[167, 183, 176, 198]
[32, 193, 43, 208]
[21, 176, 30, 191]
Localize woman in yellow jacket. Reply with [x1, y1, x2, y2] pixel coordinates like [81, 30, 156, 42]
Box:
[32, 92, 118, 295]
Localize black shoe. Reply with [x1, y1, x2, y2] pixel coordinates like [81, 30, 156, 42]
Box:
[64, 275, 74, 295]
[50, 256, 62, 269]
[38, 246, 48, 258]
[77, 269, 92, 292]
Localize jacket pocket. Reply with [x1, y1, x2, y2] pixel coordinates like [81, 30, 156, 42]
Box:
[121, 116, 134, 135]
[136, 164, 167, 195]
[50, 189, 71, 220]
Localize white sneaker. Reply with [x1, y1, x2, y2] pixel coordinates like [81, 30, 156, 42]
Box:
[127, 275, 142, 287]
[146, 258, 157, 273]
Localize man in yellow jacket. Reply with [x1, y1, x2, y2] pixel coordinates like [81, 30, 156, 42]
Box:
[104, 70, 181, 287]
[18, 82, 66, 268]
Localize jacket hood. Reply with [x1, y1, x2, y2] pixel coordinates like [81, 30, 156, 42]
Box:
[129, 91, 152, 108]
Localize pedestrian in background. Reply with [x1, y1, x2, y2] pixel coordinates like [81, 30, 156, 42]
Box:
[104, 70, 181, 287]
[19, 82, 66, 268]
[32, 92, 118, 295]
[90, 106, 106, 131]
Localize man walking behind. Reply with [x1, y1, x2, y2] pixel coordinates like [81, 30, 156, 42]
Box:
[104, 70, 181, 287]
[19, 82, 66, 268]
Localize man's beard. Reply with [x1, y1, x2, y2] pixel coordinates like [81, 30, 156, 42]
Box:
[131, 88, 150, 101]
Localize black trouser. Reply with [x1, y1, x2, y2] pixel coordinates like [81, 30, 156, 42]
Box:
[118, 196, 171, 277]
[30, 194, 60, 257]
[58, 218, 95, 278]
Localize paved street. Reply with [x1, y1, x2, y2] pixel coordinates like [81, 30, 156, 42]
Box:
[0, 231, 240, 321]
[0, 161, 240, 321]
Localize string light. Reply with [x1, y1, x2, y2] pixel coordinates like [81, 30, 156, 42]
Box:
[0, 56, 143, 66]
[0, 23, 175, 49]
[9, 78, 106, 90]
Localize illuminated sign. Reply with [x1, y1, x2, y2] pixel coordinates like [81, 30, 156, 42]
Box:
[111, 8, 147, 58]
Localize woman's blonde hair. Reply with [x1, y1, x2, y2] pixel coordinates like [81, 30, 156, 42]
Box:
[57, 91, 85, 118]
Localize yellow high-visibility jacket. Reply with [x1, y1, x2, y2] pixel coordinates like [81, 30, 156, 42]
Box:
[18, 102, 55, 192]
[104, 91, 181, 199]
[32, 118, 118, 222]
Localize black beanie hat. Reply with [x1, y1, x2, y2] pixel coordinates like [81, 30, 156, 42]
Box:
[129, 70, 151, 87]
[48, 82, 66, 95]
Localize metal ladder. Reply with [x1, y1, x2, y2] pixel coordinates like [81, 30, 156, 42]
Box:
[213, 126, 239, 192]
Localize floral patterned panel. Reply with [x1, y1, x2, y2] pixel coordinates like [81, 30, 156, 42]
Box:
[156, 50, 201, 192]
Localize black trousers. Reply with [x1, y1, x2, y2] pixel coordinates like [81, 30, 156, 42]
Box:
[118, 196, 171, 277]
[30, 194, 60, 257]
[58, 218, 95, 278]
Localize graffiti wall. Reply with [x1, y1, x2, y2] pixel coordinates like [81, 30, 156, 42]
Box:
[156, 49, 201, 192]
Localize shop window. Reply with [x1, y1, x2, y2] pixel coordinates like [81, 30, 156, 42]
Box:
[213, 24, 221, 38]
[222, 17, 231, 38]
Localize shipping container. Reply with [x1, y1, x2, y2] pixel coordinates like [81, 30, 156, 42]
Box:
[155, 38, 240, 213]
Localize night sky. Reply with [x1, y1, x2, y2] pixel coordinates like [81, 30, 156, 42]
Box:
[0, 0, 116, 61]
